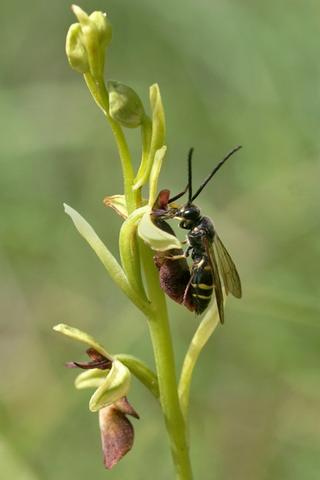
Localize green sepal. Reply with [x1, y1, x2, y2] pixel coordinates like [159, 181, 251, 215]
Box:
[149, 83, 166, 149]
[89, 360, 131, 412]
[65, 23, 89, 74]
[53, 323, 111, 359]
[104, 194, 148, 219]
[138, 209, 182, 251]
[103, 194, 128, 219]
[148, 146, 167, 207]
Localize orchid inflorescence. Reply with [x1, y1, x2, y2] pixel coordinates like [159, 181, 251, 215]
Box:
[55, 6, 222, 478]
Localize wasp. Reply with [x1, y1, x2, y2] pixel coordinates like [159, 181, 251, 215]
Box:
[154, 146, 242, 323]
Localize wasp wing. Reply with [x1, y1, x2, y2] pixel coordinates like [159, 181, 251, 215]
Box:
[214, 234, 242, 298]
[203, 237, 225, 324]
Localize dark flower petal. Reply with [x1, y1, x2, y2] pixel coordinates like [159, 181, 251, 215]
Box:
[99, 403, 136, 469]
[114, 397, 140, 419]
[65, 348, 112, 370]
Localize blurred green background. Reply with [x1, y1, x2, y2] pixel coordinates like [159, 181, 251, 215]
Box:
[1, 0, 319, 479]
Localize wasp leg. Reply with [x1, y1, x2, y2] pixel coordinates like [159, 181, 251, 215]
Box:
[182, 274, 195, 312]
[163, 254, 186, 260]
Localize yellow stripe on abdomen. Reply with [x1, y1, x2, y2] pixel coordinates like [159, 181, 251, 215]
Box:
[192, 293, 212, 300]
[191, 283, 213, 290]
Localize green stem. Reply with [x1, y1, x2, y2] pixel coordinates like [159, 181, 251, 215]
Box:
[141, 244, 193, 480]
[83, 73, 139, 213]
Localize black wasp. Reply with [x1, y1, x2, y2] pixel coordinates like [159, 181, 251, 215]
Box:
[152, 146, 242, 323]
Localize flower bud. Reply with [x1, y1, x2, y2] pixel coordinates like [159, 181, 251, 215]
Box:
[66, 5, 112, 78]
[65, 23, 89, 73]
[107, 81, 145, 128]
[89, 11, 112, 49]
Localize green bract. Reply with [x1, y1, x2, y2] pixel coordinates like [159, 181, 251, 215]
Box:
[133, 84, 166, 190]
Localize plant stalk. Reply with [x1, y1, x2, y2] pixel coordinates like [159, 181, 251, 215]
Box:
[83, 73, 140, 213]
[141, 244, 193, 480]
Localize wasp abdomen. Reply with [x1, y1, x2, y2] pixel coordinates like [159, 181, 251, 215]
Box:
[154, 247, 191, 305]
[189, 259, 214, 314]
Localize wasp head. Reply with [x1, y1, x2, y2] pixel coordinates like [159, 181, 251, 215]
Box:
[176, 203, 201, 229]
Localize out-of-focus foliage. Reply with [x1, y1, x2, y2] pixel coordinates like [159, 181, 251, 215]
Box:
[1, 1, 319, 479]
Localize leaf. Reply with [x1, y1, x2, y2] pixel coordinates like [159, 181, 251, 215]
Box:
[63, 203, 132, 295]
[178, 302, 221, 418]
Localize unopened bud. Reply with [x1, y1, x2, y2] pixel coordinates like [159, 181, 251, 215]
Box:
[66, 23, 89, 73]
[66, 5, 112, 78]
[108, 81, 145, 128]
[89, 11, 112, 49]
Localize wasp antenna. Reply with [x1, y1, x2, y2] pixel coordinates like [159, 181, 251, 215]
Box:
[191, 145, 242, 202]
[188, 147, 194, 204]
[168, 184, 188, 204]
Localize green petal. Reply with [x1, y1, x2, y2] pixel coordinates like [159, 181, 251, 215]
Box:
[89, 360, 131, 412]
[75, 368, 108, 390]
